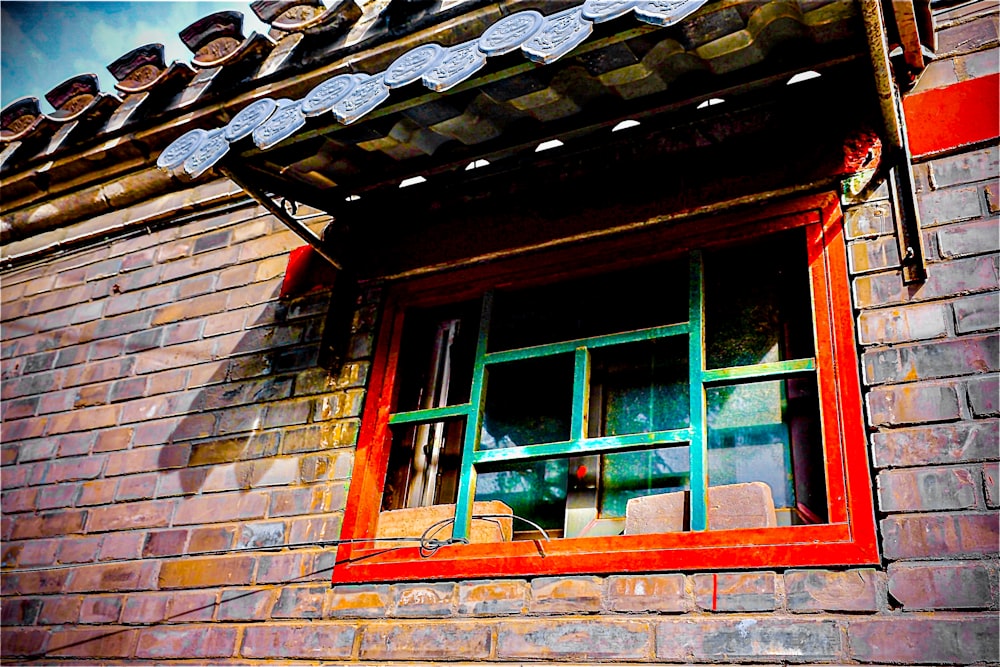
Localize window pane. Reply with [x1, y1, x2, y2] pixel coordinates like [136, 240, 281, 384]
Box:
[707, 375, 826, 524]
[475, 459, 569, 531]
[599, 446, 690, 518]
[481, 355, 573, 448]
[383, 419, 465, 510]
[395, 300, 479, 413]
[489, 259, 687, 351]
[590, 338, 689, 436]
[704, 229, 814, 369]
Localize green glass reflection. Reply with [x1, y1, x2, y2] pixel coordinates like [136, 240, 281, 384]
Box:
[704, 228, 814, 369]
[706, 378, 821, 510]
[481, 355, 573, 448]
[475, 459, 568, 530]
[591, 338, 689, 436]
[599, 446, 689, 517]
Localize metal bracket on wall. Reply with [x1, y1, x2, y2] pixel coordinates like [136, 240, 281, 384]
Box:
[862, 0, 927, 284]
[220, 164, 343, 271]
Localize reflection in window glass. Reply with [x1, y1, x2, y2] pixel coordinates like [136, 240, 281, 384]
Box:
[599, 446, 689, 517]
[383, 419, 466, 511]
[707, 375, 826, 524]
[490, 260, 687, 351]
[590, 338, 689, 436]
[482, 356, 573, 449]
[475, 459, 569, 530]
[704, 229, 814, 369]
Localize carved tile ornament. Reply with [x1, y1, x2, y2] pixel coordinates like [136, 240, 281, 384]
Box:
[253, 99, 306, 149]
[156, 0, 718, 173]
[522, 7, 593, 64]
[301, 73, 358, 116]
[582, 0, 639, 22]
[157, 127, 208, 170]
[384, 43, 445, 89]
[634, 0, 709, 26]
[422, 40, 487, 92]
[478, 10, 544, 56]
[225, 97, 278, 141]
[332, 74, 390, 125]
[184, 128, 229, 177]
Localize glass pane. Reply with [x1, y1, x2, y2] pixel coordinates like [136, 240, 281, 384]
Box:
[481, 355, 573, 448]
[383, 419, 465, 511]
[599, 446, 690, 517]
[395, 300, 479, 413]
[707, 375, 826, 524]
[489, 259, 688, 352]
[475, 459, 568, 531]
[590, 338, 689, 436]
[704, 228, 814, 369]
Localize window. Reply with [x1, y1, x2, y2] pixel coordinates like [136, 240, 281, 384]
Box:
[334, 193, 878, 583]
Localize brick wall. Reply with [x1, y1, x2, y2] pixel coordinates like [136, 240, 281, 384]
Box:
[2, 5, 998, 665]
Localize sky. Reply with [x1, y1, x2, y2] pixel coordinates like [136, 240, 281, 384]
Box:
[1, 1, 270, 110]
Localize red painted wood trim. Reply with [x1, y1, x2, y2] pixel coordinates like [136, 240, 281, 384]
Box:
[904, 73, 1000, 159]
[333, 192, 878, 584]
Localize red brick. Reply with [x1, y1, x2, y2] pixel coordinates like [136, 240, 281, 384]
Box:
[255, 551, 310, 584]
[848, 616, 998, 663]
[42, 456, 106, 483]
[61, 358, 134, 389]
[498, 619, 652, 661]
[114, 472, 158, 501]
[136, 626, 237, 659]
[268, 484, 339, 516]
[327, 584, 392, 618]
[46, 405, 119, 435]
[287, 514, 342, 544]
[57, 536, 103, 564]
[2, 487, 38, 513]
[878, 466, 980, 512]
[77, 479, 118, 506]
[458, 579, 528, 616]
[1, 597, 42, 626]
[36, 483, 81, 510]
[529, 576, 602, 614]
[165, 590, 218, 622]
[56, 432, 96, 457]
[143, 529, 189, 557]
[47, 628, 139, 658]
[272, 585, 326, 618]
[3, 568, 70, 595]
[1, 417, 47, 441]
[217, 587, 276, 621]
[785, 569, 881, 612]
[120, 593, 169, 624]
[173, 490, 268, 525]
[12, 510, 86, 539]
[362, 621, 492, 660]
[79, 596, 123, 623]
[158, 555, 255, 589]
[99, 531, 145, 561]
[17, 539, 59, 567]
[866, 382, 961, 426]
[882, 512, 999, 559]
[871, 420, 998, 467]
[985, 462, 999, 508]
[188, 525, 236, 554]
[86, 500, 173, 532]
[693, 572, 776, 612]
[93, 427, 133, 452]
[242, 623, 357, 660]
[67, 561, 159, 593]
[38, 596, 83, 624]
[388, 582, 455, 618]
[1, 628, 50, 657]
[657, 618, 842, 661]
[104, 443, 190, 476]
[888, 561, 994, 609]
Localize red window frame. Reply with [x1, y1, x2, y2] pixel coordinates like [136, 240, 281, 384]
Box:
[333, 192, 878, 583]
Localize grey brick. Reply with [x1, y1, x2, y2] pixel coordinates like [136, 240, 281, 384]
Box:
[967, 375, 999, 416]
[938, 219, 1000, 258]
[930, 146, 999, 189]
[954, 292, 1000, 334]
[919, 186, 983, 227]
